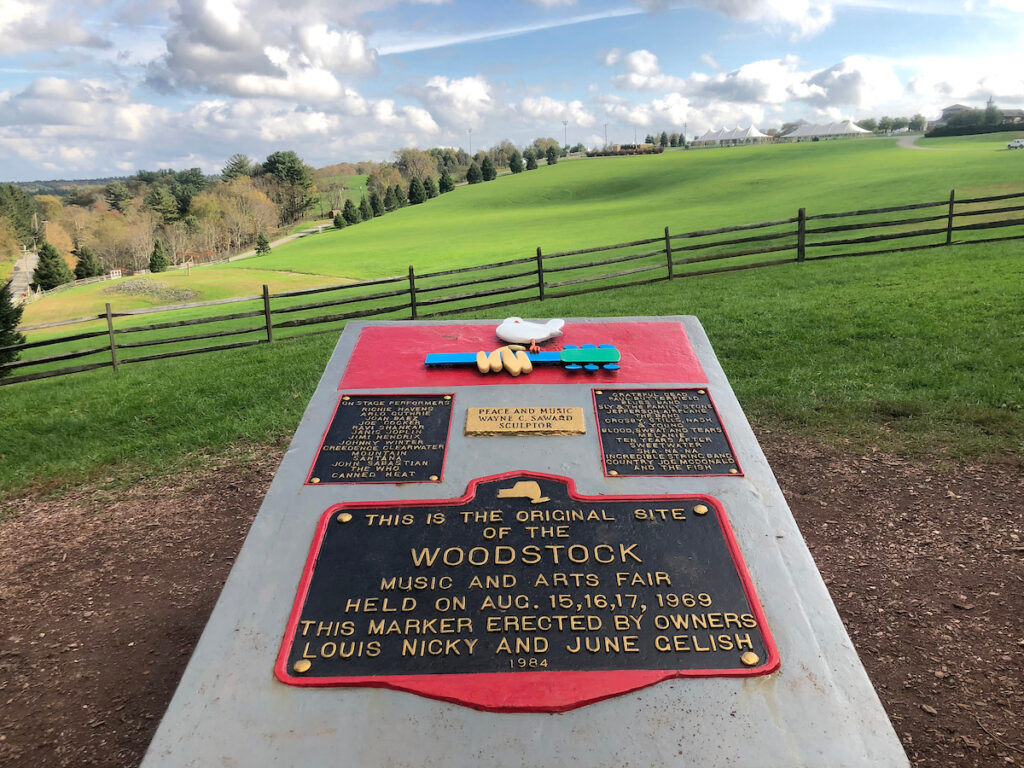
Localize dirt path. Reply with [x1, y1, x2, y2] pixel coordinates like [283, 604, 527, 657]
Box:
[0, 436, 1020, 767]
[227, 219, 334, 263]
[8, 250, 38, 301]
[898, 135, 947, 151]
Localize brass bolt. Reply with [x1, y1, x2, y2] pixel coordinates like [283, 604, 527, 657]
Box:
[740, 652, 760, 667]
[595, 390, 603, 395]
[336, 512, 353, 523]
[429, 475, 439, 481]
[342, 396, 350, 401]
[311, 477, 320, 484]
[293, 659, 312, 674]
[443, 395, 451, 401]
[693, 504, 708, 515]
[697, 389, 706, 395]
[609, 470, 618, 476]
[729, 468, 739, 475]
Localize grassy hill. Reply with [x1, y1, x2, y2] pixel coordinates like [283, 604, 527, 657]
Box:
[1, 239, 1020, 498]
[228, 134, 1024, 280]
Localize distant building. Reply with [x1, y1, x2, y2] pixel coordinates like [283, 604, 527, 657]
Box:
[938, 104, 972, 124]
[1001, 109, 1024, 126]
[929, 102, 1024, 130]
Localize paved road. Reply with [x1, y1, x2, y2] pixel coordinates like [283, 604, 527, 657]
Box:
[8, 250, 38, 301]
[228, 220, 333, 263]
[897, 135, 946, 151]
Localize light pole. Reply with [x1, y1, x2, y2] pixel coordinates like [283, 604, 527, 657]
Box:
[562, 120, 568, 149]
[468, 128, 472, 156]
[604, 123, 608, 147]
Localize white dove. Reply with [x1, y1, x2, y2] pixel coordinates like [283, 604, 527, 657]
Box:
[496, 317, 565, 352]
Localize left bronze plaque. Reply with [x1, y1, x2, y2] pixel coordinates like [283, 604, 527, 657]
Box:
[306, 394, 453, 484]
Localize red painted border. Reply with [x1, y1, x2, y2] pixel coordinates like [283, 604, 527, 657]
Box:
[304, 393, 454, 486]
[275, 471, 779, 712]
[592, 387, 744, 479]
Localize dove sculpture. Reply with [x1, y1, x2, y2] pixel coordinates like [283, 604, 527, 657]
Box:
[496, 317, 565, 351]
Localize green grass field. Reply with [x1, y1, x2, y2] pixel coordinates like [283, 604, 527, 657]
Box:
[225, 134, 1024, 281]
[919, 130, 1024, 150]
[2, 239, 1020, 500]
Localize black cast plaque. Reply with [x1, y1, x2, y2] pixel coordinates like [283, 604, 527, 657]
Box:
[594, 388, 741, 476]
[306, 394, 453, 484]
[279, 473, 775, 684]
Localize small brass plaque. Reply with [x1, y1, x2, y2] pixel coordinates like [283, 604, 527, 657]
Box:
[465, 406, 585, 435]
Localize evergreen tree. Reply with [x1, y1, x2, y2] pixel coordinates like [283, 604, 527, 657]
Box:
[359, 195, 373, 221]
[481, 156, 497, 181]
[333, 213, 346, 229]
[645, 134, 655, 145]
[525, 151, 538, 170]
[103, 181, 132, 213]
[423, 176, 438, 199]
[0, 279, 25, 377]
[392, 184, 407, 207]
[255, 232, 272, 253]
[384, 186, 398, 211]
[659, 131, 669, 147]
[370, 191, 385, 217]
[342, 198, 360, 225]
[669, 133, 679, 147]
[439, 168, 455, 193]
[30, 242, 73, 291]
[73, 244, 102, 279]
[544, 146, 558, 165]
[408, 177, 427, 204]
[149, 238, 169, 272]
[509, 149, 524, 173]
[466, 162, 483, 184]
[221, 153, 252, 180]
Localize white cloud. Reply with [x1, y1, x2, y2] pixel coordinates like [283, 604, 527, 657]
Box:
[0, 0, 109, 55]
[697, 0, 834, 37]
[518, 96, 596, 127]
[611, 49, 687, 91]
[417, 75, 495, 126]
[700, 53, 721, 71]
[907, 54, 1024, 111]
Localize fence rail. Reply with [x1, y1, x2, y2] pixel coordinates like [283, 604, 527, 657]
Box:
[3, 187, 1022, 387]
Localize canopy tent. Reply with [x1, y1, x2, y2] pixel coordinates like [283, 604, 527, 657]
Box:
[695, 125, 771, 145]
[781, 120, 871, 139]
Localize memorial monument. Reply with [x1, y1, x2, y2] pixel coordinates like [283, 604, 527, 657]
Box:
[142, 317, 909, 766]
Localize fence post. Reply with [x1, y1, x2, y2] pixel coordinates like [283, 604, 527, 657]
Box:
[536, 247, 546, 301]
[797, 208, 806, 262]
[105, 302, 119, 374]
[408, 265, 418, 319]
[946, 189, 955, 245]
[664, 226, 674, 279]
[262, 284, 274, 343]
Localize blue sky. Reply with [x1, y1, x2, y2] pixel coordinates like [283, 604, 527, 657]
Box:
[0, 0, 1022, 181]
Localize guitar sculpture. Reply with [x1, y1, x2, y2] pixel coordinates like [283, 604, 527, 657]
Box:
[425, 344, 620, 376]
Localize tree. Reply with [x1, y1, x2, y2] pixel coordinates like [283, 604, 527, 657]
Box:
[384, 186, 398, 211]
[393, 148, 439, 184]
[221, 153, 252, 180]
[31, 242, 73, 290]
[423, 176, 438, 199]
[877, 116, 894, 133]
[891, 116, 909, 130]
[408, 177, 426, 205]
[544, 146, 558, 166]
[333, 213, 346, 229]
[143, 186, 180, 225]
[439, 168, 455, 193]
[342, 198, 359, 225]
[466, 162, 483, 184]
[104, 180, 132, 213]
[149, 238, 169, 272]
[262, 150, 315, 222]
[659, 131, 669, 147]
[358, 195, 373, 221]
[0, 279, 25, 377]
[0, 185, 37, 246]
[984, 99, 1002, 127]
[525, 151, 538, 170]
[481, 156, 497, 181]
[909, 113, 927, 131]
[392, 184, 407, 207]
[370, 191, 385, 217]
[856, 118, 877, 132]
[73, 244, 102, 279]
[645, 134, 655, 145]
[509, 149, 524, 174]
[255, 232, 272, 253]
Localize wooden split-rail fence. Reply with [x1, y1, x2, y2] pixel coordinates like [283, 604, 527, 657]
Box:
[2, 188, 1022, 387]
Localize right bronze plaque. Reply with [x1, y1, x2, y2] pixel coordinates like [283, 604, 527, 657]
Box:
[594, 388, 742, 477]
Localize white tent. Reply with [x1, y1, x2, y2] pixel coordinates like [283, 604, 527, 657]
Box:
[782, 120, 871, 139]
[696, 125, 771, 145]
